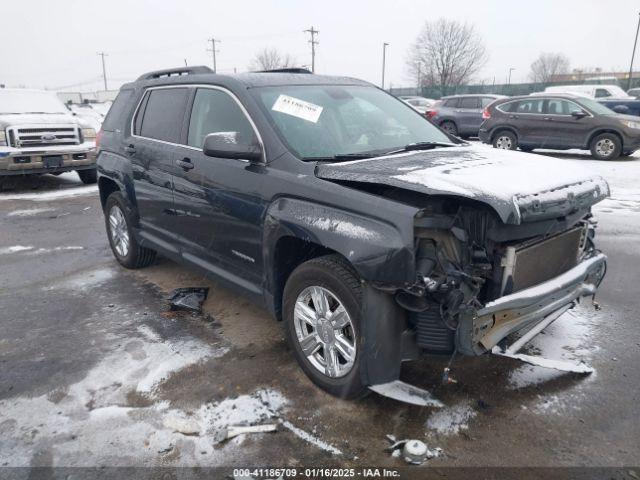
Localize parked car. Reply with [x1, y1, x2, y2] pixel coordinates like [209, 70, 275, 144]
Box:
[627, 87, 640, 98]
[0, 88, 97, 183]
[98, 66, 608, 399]
[67, 101, 113, 131]
[542, 84, 640, 117]
[478, 93, 640, 160]
[399, 95, 435, 115]
[428, 94, 505, 137]
[544, 84, 631, 99]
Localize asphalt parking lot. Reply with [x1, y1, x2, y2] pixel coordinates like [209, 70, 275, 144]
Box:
[1, 148, 640, 470]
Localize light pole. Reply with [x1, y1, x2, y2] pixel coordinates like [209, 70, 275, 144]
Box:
[628, 12, 640, 90]
[508, 67, 516, 85]
[381, 42, 389, 89]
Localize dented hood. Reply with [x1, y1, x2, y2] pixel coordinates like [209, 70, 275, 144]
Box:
[316, 144, 610, 224]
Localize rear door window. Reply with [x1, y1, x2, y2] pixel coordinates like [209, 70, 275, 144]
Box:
[595, 88, 611, 98]
[137, 88, 189, 143]
[443, 98, 459, 108]
[459, 97, 479, 109]
[511, 99, 544, 114]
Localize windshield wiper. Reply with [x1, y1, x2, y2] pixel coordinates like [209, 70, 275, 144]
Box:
[384, 141, 459, 156]
[307, 153, 377, 162]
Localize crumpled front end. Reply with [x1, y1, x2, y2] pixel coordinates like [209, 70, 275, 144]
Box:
[397, 202, 607, 357]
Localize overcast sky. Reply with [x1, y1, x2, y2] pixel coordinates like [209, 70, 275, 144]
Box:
[2, 0, 639, 92]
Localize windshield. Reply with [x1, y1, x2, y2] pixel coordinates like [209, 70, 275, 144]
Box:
[578, 97, 615, 115]
[253, 85, 452, 160]
[0, 90, 69, 114]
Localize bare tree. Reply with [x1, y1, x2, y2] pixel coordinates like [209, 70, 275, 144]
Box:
[249, 47, 296, 71]
[529, 53, 570, 83]
[406, 19, 488, 93]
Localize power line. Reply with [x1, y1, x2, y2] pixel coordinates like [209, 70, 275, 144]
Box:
[628, 12, 640, 90]
[97, 52, 108, 91]
[304, 26, 319, 73]
[207, 38, 220, 73]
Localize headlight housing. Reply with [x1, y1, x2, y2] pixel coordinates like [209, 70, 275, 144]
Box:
[82, 128, 97, 141]
[622, 120, 640, 130]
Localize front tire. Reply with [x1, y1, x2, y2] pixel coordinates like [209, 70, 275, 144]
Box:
[493, 130, 517, 150]
[77, 168, 97, 184]
[283, 255, 367, 399]
[104, 191, 156, 269]
[590, 133, 622, 160]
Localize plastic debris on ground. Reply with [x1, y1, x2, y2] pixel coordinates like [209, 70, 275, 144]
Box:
[220, 424, 278, 442]
[167, 287, 209, 313]
[385, 434, 442, 465]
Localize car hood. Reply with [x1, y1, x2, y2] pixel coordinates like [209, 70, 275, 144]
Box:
[315, 144, 610, 224]
[0, 113, 82, 128]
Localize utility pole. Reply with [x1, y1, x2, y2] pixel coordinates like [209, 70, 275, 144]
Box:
[304, 26, 319, 72]
[208, 37, 220, 73]
[628, 12, 640, 90]
[508, 67, 515, 85]
[381, 42, 389, 89]
[97, 52, 108, 91]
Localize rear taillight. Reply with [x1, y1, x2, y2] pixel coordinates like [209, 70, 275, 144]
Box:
[482, 108, 491, 120]
[426, 110, 437, 120]
[95, 129, 103, 149]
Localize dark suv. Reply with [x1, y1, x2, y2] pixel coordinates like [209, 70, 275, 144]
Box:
[479, 94, 640, 160]
[97, 67, 608, 400]
[428, 94, 505, 138]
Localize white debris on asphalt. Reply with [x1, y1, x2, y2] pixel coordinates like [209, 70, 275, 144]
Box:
[48, 267, 116, 291]
[0, 184, 98, 201]
[27, 246, 84, 254]
[425, 402, 477, 435]
[280, 419, 343, 455]
[0, 245, 34, 254]
[7, 207, 55, 217]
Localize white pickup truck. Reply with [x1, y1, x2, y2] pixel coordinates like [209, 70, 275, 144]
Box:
[0, 88, 97, 183]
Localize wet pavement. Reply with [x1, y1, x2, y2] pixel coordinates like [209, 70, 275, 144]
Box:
[1, 157, 639, 469]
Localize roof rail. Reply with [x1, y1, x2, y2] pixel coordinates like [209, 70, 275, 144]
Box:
[256, 68, 313, 74]
[136, 66, 213, 81]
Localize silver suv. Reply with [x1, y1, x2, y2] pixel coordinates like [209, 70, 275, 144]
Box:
[429, 94, 505, 138]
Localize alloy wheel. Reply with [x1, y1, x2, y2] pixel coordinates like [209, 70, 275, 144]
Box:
[595, 138, 615, 158]
[293, 286, 357, 378]
[495, 135, 513, 149]
[108, 205, 130, 257]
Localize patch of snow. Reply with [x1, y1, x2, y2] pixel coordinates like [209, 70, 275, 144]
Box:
[48, 267, 115, 291]
[6, 207, 55, 217]
[280, 420, 343, 455]
[425, 402, 477, 435]
[0, 245, 34, 254]
[27, 246, 84, 255]
[0, 185, 98, 201]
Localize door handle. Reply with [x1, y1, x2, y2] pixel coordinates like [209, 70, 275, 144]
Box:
[543, 117, 553, 121]
[124, 144, 136, 155]
[177, 158, 194, 171]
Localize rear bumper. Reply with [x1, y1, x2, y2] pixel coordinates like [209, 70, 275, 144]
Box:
[468, 253, 607, 352]
[0, 143, 96, 176]
[478, 129, 491, 144]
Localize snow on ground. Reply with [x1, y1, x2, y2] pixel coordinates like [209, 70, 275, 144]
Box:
[6, 207, 56, 217]
[507, 307, 599, 389]
[425, 402, 477, 436]
[0, 184, 97, 201]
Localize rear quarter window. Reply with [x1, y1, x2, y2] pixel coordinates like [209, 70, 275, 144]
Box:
[101, 89, 134, 132]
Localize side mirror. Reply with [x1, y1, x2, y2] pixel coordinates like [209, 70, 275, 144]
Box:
[571, 110, 588, 119]
[203, 132, 262, 162]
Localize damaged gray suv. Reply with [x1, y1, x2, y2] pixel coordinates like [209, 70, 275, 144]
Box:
[97, 67, 608, 401]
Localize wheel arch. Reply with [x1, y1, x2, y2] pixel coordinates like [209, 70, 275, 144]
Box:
[586, 129, 624, 149]
[490, 126, 519, 143]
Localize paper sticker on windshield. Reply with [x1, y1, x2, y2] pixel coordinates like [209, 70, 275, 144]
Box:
[272, 94, 323, 123]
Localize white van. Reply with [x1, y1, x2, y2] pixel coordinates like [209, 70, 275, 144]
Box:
[544, 84, 632, 99]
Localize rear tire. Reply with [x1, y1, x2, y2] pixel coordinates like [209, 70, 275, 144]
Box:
[104, 191, 156, 269]
[590, 133, 622, 160]
[493, 130, 518, 150]
[282, 254, 368, 399]
[77, 168, 97, 184]
[440, 121, 458, 136]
